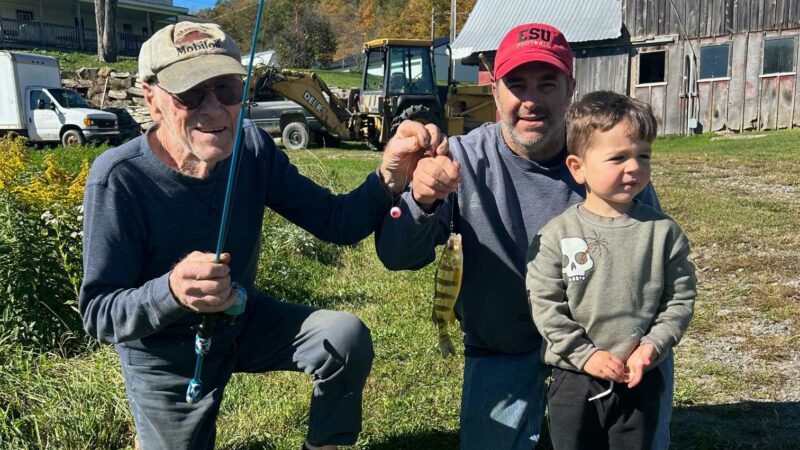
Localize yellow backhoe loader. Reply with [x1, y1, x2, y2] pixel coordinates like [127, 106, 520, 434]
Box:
[250, 39, 496, 150]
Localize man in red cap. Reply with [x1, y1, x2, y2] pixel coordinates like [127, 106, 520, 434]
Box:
[379, 23, 671, 449]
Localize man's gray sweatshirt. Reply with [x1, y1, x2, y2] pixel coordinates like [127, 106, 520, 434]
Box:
[375, 122, 660, 355]
[526, 203, 696, 371]
[79, 122, 392, 346]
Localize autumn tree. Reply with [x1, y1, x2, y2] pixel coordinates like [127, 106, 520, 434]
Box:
[199, 0, 337, 68]
[94, 0, 118, 62]
[380, 0, 476, 40]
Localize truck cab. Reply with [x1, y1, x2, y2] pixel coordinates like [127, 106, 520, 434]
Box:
[0, 51, 119, 147]
[26, 87, 119, 146]
[246, 84, 326, 150]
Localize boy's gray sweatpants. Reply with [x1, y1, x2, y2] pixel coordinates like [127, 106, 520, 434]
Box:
[116, 293, 374, 449]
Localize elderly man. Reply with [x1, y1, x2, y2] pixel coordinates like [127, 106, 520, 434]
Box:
[79, 22, 440, 450]
[378, 23, 673, 449]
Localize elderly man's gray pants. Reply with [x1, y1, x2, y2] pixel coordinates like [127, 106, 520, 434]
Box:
[116, 293, 374, 449]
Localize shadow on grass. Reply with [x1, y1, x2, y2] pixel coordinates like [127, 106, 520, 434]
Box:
[671, 401, 800, 450]
[363, 429, 459, 450]
[219, 435, 276, 450]
[329, 140, 374, 152]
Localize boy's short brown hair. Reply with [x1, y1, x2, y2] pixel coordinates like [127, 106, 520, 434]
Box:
[565, 91, 657, 156]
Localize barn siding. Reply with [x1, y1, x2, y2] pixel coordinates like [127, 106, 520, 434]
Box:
[743, 32, 764, 130]
[778, 75, 796, 127]
[473, 1, 800, 135]
[761, 76, 780, 128]
[664, 41, 687, 135]
[794, 35, 800, 125]
[623, 0, 800, 37]
[572, 46, 630, 100]
[622, 28, 799, 134]
[727, 34, 748, 130]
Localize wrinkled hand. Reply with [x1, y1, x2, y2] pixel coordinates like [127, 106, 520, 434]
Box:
[168, 251, 236, 313]
[583, 350, 626, 383]
[625, 343, 656, 388]
[412, 154, 461, 207]
[380, 120, 448, 194]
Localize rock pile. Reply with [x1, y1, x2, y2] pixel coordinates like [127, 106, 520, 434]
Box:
[60, 67, 153, 141]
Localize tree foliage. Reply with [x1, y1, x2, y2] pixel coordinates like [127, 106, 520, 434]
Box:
[198, 0, 338, 68]
[197, 0, 477, 67]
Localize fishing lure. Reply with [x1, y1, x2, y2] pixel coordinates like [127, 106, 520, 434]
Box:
[432, 232, 463, 357]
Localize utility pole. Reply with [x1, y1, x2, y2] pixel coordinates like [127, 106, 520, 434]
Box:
[431, 7, 435, 41]
[450, 0, 457, 42]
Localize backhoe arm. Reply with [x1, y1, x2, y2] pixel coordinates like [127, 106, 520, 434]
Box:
[251, 66, 356, 139]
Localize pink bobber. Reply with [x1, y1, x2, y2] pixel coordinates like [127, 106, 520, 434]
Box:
[390, 206, 402, 218]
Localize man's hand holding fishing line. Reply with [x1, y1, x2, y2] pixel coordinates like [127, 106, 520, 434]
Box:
[380, 120, 457, 198]
[169, 251, 238, 313]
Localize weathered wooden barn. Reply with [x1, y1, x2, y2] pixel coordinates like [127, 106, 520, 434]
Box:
[451, 0, 800, 135]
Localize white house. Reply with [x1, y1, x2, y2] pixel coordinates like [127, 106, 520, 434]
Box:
[0, 0, 189, 56]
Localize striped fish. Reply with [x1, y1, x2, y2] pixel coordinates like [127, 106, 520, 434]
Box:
[432, 233, 463, 357]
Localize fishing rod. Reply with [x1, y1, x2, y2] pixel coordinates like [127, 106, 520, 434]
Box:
[186, 0, 267, 405]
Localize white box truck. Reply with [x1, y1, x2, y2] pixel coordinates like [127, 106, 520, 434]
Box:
[0, 51, 120, 147]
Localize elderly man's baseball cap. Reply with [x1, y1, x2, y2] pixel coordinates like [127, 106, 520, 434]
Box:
[493, 23, 573, 80]
[139, 22, 246, 94]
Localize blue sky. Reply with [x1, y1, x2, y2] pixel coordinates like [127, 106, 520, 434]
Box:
[174, 0, 217, 13]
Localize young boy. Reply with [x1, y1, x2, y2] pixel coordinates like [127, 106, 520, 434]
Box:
[525, 91, 696, 450]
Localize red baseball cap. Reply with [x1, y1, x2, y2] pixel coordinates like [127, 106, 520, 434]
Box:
[494, 23, 573, 80]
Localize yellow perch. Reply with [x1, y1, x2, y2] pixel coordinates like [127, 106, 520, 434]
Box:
[432, 233, 463, 357]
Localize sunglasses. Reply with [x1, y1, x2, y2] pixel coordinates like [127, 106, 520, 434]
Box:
[155, 77, 244, 110]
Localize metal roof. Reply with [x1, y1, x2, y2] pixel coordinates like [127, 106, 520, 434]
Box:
[450, 0, 623, 60]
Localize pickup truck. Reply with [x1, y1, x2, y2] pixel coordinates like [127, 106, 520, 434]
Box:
[245, 84, 330, 150]
[0, 51, 119, 147]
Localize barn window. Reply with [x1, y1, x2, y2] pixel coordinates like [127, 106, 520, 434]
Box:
[763, 37, 796, 74]
[700, 43, 730, 79]
[638, 51, 666, 84]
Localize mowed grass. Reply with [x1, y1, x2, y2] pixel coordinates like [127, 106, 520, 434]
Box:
[2, 130, 799, 449]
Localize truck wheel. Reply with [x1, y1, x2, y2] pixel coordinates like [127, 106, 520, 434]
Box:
[61, 129, 85, 148]
[389, 104, 438, 138]
[282, 122, 309, 150]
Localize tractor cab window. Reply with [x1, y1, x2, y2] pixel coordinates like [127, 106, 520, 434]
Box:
[364, 49, 385, 92]
[388, 46, 434, 95]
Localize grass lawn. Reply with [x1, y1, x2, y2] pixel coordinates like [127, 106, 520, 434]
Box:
[1, 129, 799, 449]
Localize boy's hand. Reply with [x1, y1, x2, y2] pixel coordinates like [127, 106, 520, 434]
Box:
[583, 350, 626, 383]
[625, 343, 657, 388]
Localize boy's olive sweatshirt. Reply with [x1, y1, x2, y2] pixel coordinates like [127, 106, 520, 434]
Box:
[526, 202, 696, 372]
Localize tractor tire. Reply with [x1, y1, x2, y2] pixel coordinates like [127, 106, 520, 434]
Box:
[282, 122, 310, 150]
[61, 129, 86, 148]
[389, 104, 438, 138]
